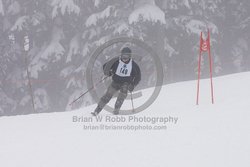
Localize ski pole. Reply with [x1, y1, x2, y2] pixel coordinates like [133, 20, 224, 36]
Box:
[69, 76, 109, 106]
[130, 91, 135, 112]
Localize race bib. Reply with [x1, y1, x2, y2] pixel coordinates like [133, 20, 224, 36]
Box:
[115, 59, 132, 77]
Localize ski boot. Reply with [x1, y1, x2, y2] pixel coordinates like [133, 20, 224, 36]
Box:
[91, 106, 102, 116]
[113, 108, 119, 115]
[91, 111, 99, 116]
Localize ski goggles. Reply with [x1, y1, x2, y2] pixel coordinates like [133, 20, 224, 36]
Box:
[121, 54, 131, 61]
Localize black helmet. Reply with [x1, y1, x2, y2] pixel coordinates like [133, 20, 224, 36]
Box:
[121, 47, 132, 55]
[121, 47, 132, 62]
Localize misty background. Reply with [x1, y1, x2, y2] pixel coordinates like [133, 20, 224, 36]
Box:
[0, 0, 249, 116]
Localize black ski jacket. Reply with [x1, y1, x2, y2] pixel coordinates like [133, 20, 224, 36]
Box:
[103, 57, 141, 87]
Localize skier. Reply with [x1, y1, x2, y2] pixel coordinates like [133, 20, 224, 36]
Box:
[91, 47, 141, 116]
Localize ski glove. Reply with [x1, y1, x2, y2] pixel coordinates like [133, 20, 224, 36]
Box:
[128, 84, 134, 92]
[104, 69, 114, 76]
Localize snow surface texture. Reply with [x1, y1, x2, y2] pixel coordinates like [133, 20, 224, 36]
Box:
[0, 72, 250, 167]
[0, 0, 4, 16]
[85, 5, 114, 27]
[51, 0, 80, 19]
[129, 3, 166, 24]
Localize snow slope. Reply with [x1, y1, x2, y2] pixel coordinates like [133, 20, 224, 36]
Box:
[0, 72, 250, 167]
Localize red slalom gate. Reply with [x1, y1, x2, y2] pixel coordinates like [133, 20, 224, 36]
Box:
[196, 29, 214, 105]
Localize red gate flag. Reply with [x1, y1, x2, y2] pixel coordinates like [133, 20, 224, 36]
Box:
[201, 36, 209, 52]
[196, 29, 214, 105]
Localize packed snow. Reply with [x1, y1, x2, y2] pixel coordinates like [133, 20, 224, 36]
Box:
[0, 72, 250, 167]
